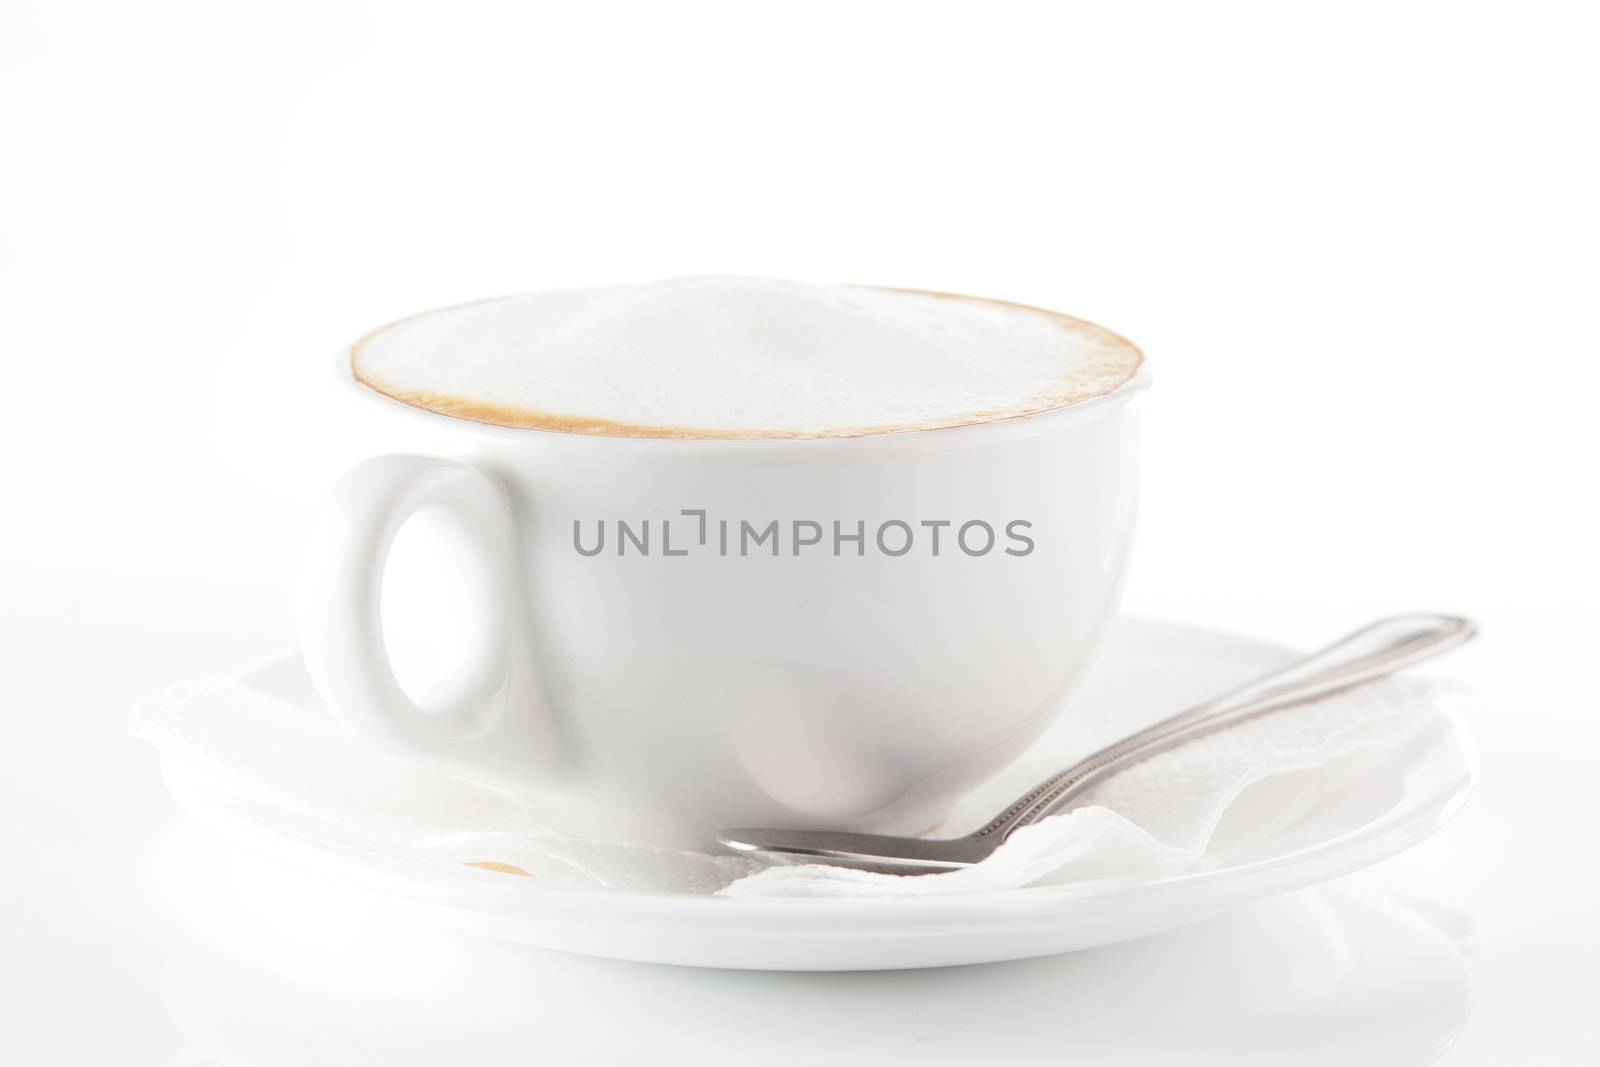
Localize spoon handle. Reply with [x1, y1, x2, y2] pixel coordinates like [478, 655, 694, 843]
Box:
[972, 614, 1477, 842]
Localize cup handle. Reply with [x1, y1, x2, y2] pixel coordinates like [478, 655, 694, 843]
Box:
[295, 454, 556, 787]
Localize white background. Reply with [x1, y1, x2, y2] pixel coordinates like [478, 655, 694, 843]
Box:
[2, 1, 1596, 1063]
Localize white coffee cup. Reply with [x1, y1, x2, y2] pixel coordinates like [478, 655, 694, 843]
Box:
[297, 347, 1147, 849]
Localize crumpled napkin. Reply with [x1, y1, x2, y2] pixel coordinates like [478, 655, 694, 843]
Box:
[132, 649, 1457, 900]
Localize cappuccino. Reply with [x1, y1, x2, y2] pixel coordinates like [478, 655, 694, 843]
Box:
[350, 275, 1142, 439]
[308, 276, 1148, 846]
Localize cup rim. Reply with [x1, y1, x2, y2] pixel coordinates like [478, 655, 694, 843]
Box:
[335, 288, 1150, 449]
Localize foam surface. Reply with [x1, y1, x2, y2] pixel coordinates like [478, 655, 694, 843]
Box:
[350, 276, 1143, 438]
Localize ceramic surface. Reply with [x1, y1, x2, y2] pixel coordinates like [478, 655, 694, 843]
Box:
[296, 368, 1148, 849]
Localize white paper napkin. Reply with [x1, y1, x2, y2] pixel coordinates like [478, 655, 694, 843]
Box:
[132, 654, 1457, 899]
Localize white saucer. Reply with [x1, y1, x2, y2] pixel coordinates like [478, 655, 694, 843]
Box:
[159, 618, 1476, 971]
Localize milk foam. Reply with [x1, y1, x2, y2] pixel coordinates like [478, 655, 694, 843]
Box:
[350, 276, 1142, 438]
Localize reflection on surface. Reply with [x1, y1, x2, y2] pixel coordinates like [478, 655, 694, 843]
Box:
[154, 838, 1470, 1067]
